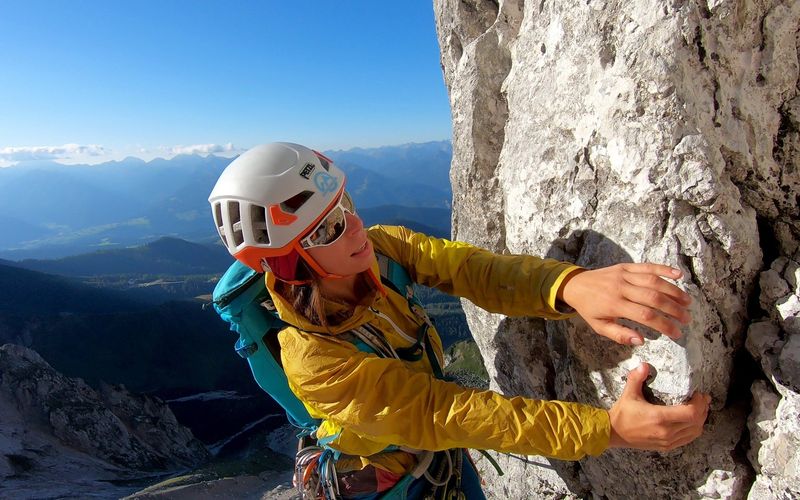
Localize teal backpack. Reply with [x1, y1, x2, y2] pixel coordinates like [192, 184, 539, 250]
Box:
[211, 254, 454, 499]
[211, 258, 317, 428]
[211, 254, 441, 427]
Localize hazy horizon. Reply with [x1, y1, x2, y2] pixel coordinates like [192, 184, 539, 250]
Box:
[1, 2, 452, 167]
[0, 138, 453, 169]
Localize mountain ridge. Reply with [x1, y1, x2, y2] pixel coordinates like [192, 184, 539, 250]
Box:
[18, 236, 231, 276]
[0, 141, 452, 259]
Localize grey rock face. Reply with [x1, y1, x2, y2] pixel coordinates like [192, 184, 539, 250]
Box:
[434, 0, 799, 497]
[0, 343, 209, 497]
[746, 381, 800, 500]
[745, 260, 800, 498]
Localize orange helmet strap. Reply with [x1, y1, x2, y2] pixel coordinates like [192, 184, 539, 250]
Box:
[294, 244, 346, 280]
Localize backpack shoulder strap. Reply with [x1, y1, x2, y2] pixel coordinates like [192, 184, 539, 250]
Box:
[373, 252, 444, 379]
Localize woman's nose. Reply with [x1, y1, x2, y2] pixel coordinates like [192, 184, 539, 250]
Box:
[345, 211, 363, 235]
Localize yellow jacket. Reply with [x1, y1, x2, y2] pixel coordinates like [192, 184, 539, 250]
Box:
[271, 225, 610, 474]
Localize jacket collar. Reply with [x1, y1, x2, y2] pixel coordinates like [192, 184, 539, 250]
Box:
[265, 255, 384, 334]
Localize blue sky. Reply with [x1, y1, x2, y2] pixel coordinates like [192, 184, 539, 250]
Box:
[0, 1, 452, 166]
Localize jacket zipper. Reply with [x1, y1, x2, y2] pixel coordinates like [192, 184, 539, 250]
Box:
[369, 307, 444, 368]
[368, 307, 418, 345]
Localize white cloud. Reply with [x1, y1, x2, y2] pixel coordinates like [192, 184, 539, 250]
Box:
[0, 143, 108, 162]
[169, 142, 236, 155]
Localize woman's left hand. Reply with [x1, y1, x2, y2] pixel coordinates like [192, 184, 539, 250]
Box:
[558, 263, 692, 346]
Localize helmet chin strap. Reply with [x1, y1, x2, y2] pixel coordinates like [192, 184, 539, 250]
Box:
[292, 244, 385, 295]
[294, 245, 346, 280]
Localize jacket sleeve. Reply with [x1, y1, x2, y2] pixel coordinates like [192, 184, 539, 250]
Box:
[280, 328, 610, 460]
[367, 225, 580, 319]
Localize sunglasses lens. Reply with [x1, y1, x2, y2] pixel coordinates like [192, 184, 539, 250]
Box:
[341, 191, 355, 213]
[306, 207, 346, 246]
[301, 191, 356, 249]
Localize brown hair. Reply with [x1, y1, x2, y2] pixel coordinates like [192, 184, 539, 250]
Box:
[274, 260, 374, 328]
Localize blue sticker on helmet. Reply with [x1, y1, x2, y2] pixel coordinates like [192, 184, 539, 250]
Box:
[314, 172, 339, 195]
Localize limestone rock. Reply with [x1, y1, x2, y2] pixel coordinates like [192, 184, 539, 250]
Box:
[777, 294, 800, 336]
[434, 0, 799, 497]
[754, 260, 800, 390]
[779, 334, 800, 390]
[0, 343, 208, 471]
[761, 270, 791, 311]
[579, 406, 751, 499]
[470, 449, 586, 499]
[747, 380, 800, 499]
[123, 471, 297, 500]
[742, 260, 800, 497]
[98, 382, 209, 468]
[784, 260, 799, 290]
[746, 320, 782, 378]
[0, 343, 209, 497]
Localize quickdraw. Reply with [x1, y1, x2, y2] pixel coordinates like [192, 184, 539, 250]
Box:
[423, 450, 465, 500]
[294, 444, 341, 500]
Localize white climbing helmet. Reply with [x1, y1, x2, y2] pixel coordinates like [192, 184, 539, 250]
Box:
[209, 142, 346, 272]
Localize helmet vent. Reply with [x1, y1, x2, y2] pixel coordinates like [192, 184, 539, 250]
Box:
[313, 150, 332, 171]
[213, 203, 228, 247]
[250, 205, 270, 244]
[281, 190, 314, 214]
[228, 201, 244, 247]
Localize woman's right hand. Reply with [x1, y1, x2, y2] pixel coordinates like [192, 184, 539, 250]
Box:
[607, 363, 710, 451]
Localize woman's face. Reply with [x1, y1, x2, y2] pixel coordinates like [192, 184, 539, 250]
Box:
[305, 211, 375, 277]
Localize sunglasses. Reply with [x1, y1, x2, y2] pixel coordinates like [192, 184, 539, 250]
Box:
[300, 191, 356, 249]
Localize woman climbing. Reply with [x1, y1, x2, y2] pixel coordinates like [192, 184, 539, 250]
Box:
[208, 142, 710, 499]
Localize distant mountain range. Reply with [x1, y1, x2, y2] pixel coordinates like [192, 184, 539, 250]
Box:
[0, 141, 452, 260]
[0, 261, 149, 315]
[15, 221, 450, 281]
[358, 205, 451, 238]
[0, 154, 232, 259]
[330, 141, 453, 207]
[18, 236, 232, 277]
[0, 261, 257, 395]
